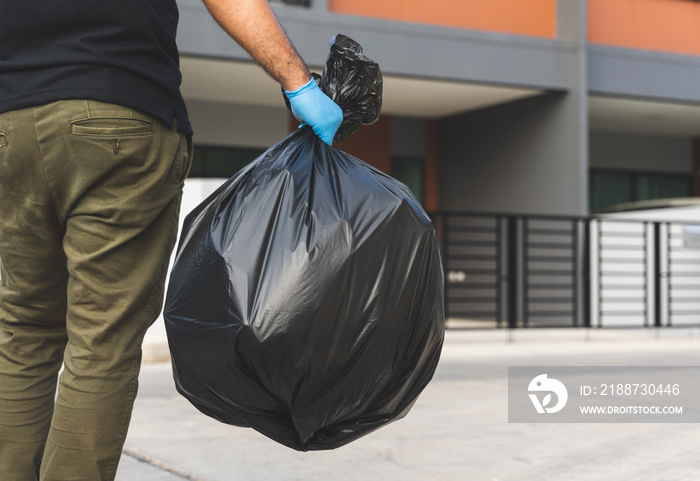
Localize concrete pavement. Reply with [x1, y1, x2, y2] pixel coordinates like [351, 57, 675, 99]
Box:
[118, 327, 700, 481]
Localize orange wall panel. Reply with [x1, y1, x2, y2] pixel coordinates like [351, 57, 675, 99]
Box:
[479, 0, 556, 38]
[589, 0, 700, 56]
[328, 0, 557, 39]
[588, 0, 633, 45]
[335, 116, 393, 175]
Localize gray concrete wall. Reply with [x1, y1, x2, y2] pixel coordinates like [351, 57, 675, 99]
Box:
[176, 0, 575, 91]
[391, 117, 425, 157]
[176, 1, 700, 106]
[589, 46, 700, 104]
[438, 92, 587, 215]
[187, 100, 288, 148]
[589, 131, 692, 174]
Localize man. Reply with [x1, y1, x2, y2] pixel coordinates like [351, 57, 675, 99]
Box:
[0, 1, 343, 480]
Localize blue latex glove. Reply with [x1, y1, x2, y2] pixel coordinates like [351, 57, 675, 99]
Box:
[285, 78, 343, 145]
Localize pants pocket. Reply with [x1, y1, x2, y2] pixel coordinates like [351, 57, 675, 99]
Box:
[70, 118, 153, 137]
[68, 115, 156, 161]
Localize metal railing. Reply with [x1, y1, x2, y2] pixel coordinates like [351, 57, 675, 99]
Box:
[430, 212, 700, 329]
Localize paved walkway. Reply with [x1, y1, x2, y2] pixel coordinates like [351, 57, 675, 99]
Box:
[118, 327, 700, 481]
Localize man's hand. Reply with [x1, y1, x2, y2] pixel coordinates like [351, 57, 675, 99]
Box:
[285, 79, 343, 145]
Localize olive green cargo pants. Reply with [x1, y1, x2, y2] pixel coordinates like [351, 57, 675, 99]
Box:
[0, 100, 191, 481]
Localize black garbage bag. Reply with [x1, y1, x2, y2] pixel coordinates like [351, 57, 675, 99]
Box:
[164, 35, 444, 452]
[283, 33, 383, 143]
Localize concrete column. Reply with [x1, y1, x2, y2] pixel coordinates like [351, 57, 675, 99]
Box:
[437, 0, 589, 216]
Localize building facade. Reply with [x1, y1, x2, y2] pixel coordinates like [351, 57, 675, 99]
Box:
[175, 0, 700, 216]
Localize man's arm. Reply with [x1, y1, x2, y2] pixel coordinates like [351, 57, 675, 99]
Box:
[201, 0, 310, 92]
[200, 0, 343, 144]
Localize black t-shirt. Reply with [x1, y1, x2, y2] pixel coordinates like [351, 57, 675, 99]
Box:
[0, 1, 192, 134]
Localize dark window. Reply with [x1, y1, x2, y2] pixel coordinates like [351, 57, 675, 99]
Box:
[635, 174, 691, 202]
[190, 146, 265, 178]
[589, 169, 691, 212]
[392, 156, 424, 203]
[589, 171, 633, 213]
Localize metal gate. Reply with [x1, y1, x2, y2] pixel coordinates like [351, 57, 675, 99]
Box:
[431, 212, 700, 328]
